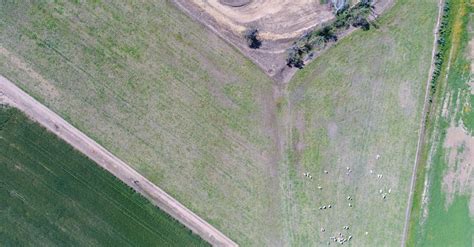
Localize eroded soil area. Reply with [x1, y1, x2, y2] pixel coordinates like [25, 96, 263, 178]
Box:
[171, 0, 394, 81]
[443, 125, 474, 215]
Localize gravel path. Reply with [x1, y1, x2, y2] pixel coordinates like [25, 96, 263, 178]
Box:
[0, 75, 237, 247]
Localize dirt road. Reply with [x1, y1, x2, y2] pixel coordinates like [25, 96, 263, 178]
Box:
[400, 0, 444, 246]
[0, 75, 237, 247]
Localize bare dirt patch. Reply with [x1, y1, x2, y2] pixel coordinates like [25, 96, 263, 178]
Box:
[443, 125, 474, 215]
[0, 46, 59, 98]
[399, 80, 416, 116]
[181, 0, 333, 40]
[295, 110, 306, 152]
[171, 0, 394, 82]
[220, 0, 251, 8]
[327, 121, 338, 140]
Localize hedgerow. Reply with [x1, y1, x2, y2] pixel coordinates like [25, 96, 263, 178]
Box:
[429, 0, 452, 101]
[287, 0, 374, 68]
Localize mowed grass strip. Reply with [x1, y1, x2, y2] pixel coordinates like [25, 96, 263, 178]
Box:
[0, 1, 280, 245]
[0, 107, 208, 246]
[283, 0, 439, 245]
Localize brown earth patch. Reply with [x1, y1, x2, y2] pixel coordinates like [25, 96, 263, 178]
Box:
[399, 80, 416, 116]
[295, 110, 305, 152]
[220, 0, 251, 8]
[443, 125, 474, 215]
[327, 121, 338, 141]
[0, 46, 59, 98]
[179, 0, 333, 40]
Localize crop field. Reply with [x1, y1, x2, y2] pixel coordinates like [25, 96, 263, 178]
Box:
[0, 0, 440, 245]
[0, 1, 280, 245]
[407, 1, 474, 246]
[0, 107, 207, 246]
[283, 0, 438, 245]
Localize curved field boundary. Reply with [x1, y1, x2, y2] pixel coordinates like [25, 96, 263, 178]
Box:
[0, 75, 237, 247]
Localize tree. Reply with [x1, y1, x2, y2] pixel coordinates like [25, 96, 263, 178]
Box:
[286, 47, 305, 69]
[317, 26, 338, 42]
[244, 28, 262, 49]
[360, 0, 373, 7]
[352, 15, 370, 30]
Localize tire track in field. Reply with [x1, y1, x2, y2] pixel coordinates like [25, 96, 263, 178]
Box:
[0, 74, 238, 247]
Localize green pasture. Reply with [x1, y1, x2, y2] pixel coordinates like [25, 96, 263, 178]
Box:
[0, 0, 440, 245]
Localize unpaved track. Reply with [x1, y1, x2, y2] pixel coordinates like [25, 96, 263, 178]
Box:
[0, 75, 237, 247]
[400, 0, 444, 246]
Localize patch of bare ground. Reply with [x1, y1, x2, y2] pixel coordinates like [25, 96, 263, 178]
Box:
[184, 0, 334, 40]
[443, 124, 474, 215]
[0, 46, 59, 98]
[327, 121, 338, 140]
[295, 110, 306, 152]
[170, 0, 395, 82]
[399, 80, 416, 116]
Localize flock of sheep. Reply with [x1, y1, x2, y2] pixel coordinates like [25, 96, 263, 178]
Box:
[302, 153, 391, 245]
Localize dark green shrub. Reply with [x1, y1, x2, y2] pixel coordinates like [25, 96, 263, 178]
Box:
[244, 27, 262, 49]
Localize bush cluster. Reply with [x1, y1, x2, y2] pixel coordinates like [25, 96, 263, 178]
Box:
[286, 1, 374, 69]
[245, 27, 262, 49]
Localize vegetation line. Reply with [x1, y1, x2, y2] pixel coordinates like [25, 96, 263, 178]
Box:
[400, 0, 449, 246]
[286, 0, 375, 68]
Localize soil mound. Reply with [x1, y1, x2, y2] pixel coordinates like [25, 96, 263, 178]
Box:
[220, 0, 251, 7]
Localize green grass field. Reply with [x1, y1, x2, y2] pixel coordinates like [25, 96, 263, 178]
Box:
[0, 1, 280, 245]
[407, 1, 474, 246]
[0, 107, 207, 246]
[0, 0, 439, 245]
[280, 0, 439, 245]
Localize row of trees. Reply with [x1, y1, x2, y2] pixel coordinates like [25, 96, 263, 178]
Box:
[429, 0, 452, 102]
[287, 0, 375, 69]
